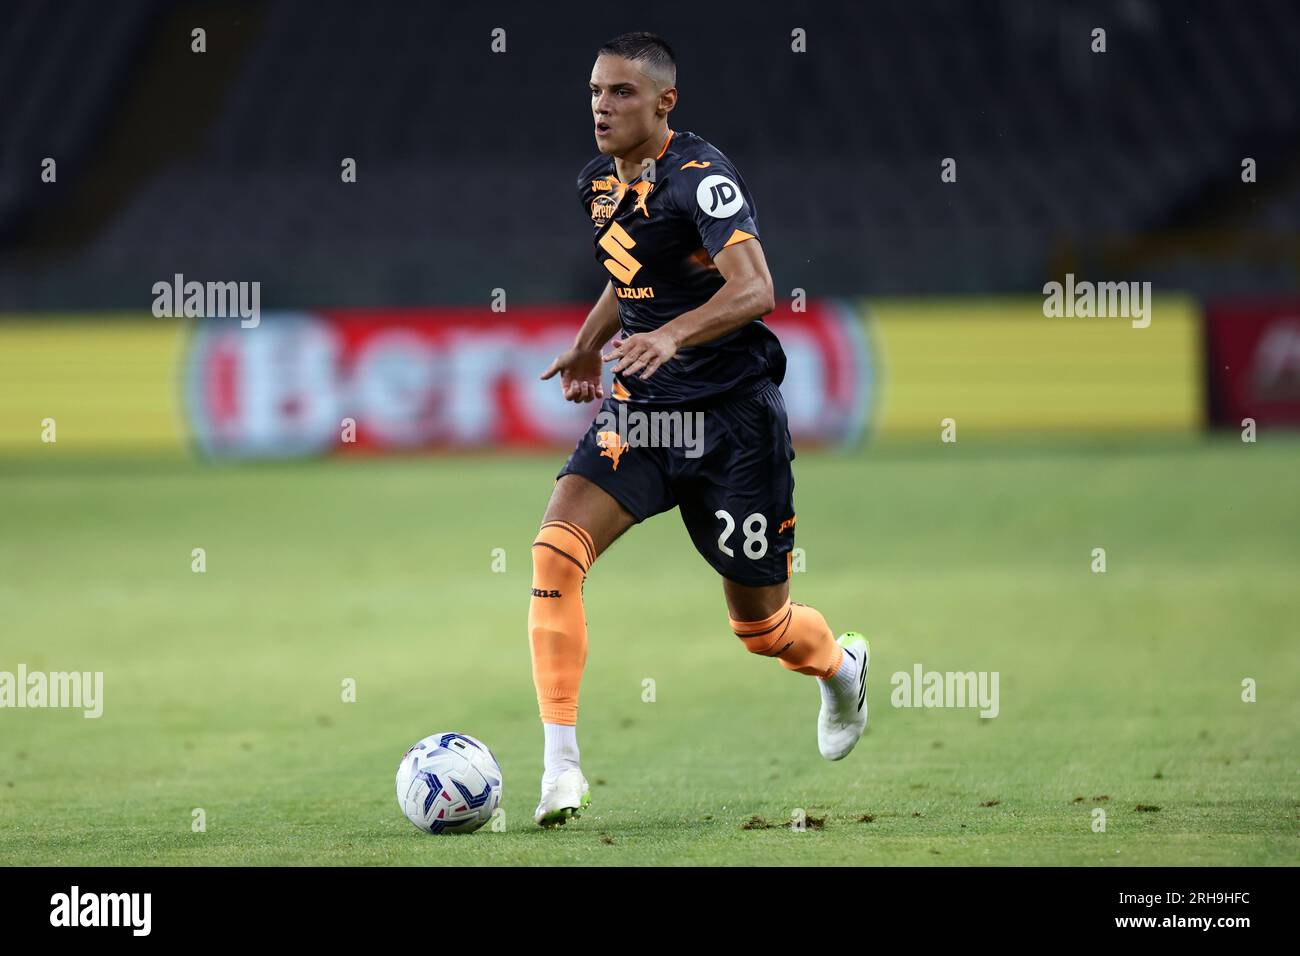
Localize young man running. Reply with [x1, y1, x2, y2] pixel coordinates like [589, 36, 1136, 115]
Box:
[531, 32, 869, 827]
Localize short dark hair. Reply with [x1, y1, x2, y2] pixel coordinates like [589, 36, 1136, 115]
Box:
[597, 32, 676, 88]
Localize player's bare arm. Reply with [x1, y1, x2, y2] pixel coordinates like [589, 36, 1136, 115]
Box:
[606, 238, 776, 380]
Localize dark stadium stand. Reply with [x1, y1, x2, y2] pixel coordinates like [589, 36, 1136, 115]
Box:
[2, 0, 1298, 309]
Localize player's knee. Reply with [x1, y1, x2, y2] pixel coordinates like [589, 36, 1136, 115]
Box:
[531, 520, 595, 590]
[729, 599, 795, 656]
[723, 578, 790, 630]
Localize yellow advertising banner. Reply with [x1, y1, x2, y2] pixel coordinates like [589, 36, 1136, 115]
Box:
[0, 316, 186, 453]
[862, 296, 1202, 435]
[0, 298, 1203, 455]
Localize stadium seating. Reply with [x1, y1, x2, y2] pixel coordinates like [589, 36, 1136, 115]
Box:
[2, 0, 1298, 308]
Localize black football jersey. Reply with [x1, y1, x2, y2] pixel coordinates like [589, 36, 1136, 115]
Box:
[576, 129, 786, 406]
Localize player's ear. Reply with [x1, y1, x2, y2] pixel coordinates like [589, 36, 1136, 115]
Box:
[657, 86, 678, 117]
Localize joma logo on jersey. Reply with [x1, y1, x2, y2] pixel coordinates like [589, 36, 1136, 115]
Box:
[531, 588, 562, 598]
[615, 286, 655, 299]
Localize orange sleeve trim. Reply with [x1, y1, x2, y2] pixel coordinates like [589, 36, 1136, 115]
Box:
[722, 228, 756, 249]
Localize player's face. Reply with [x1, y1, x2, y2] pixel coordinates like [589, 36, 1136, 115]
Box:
[589, 55, 668, 156]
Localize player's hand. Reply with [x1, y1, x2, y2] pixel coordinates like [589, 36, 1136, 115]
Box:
[539, 347, 605, 403]
[604, 329, 679, 380]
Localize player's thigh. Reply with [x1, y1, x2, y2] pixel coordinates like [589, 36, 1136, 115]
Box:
[677, 384, 797, 595]
[548, 397, 678, 558]
[541, 474, 637, 559]
[679, 479, 795, 592]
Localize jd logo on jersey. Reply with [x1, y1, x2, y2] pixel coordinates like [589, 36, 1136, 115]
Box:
[696, 174, 743, 218]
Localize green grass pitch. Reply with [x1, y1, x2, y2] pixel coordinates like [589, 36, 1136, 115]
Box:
[1, 436, 1296, 865]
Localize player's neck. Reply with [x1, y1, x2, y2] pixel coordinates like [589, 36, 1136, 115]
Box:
[614, 125, 672, 183]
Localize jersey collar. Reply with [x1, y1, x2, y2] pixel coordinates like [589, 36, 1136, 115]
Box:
[612, 128, 675, 185]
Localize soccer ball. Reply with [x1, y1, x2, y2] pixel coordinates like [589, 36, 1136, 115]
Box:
[395, 732, 502, 834]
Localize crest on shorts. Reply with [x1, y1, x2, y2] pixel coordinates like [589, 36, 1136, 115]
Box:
[596, 430, 629, 471]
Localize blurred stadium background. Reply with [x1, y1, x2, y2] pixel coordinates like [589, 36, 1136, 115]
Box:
[0, 0, 1294, 452]
[2, 0, 1299, 453]
[1, 1, 1298, 865]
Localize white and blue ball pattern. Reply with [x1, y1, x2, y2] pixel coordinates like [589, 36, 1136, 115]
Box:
[396, 732, 502, 834]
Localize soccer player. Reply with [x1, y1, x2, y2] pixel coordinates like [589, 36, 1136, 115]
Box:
[530, 32, 869, 827]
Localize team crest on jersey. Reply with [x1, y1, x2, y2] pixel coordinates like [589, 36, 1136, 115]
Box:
[629, 180, 653, 217]
[596, 430, 629, 470]
[591, 180, 653, 223]
[590, 193, 617, 225]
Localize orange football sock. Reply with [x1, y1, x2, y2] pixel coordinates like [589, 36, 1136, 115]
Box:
[528, 520, 596, 725]
[730, 600, 844, 679]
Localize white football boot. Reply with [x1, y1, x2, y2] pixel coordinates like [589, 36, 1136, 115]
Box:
[533, 767, 591, 827]
[817, 633, 870, 760]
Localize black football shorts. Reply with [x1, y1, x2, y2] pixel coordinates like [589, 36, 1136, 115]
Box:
[557, 378, 797, 587]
